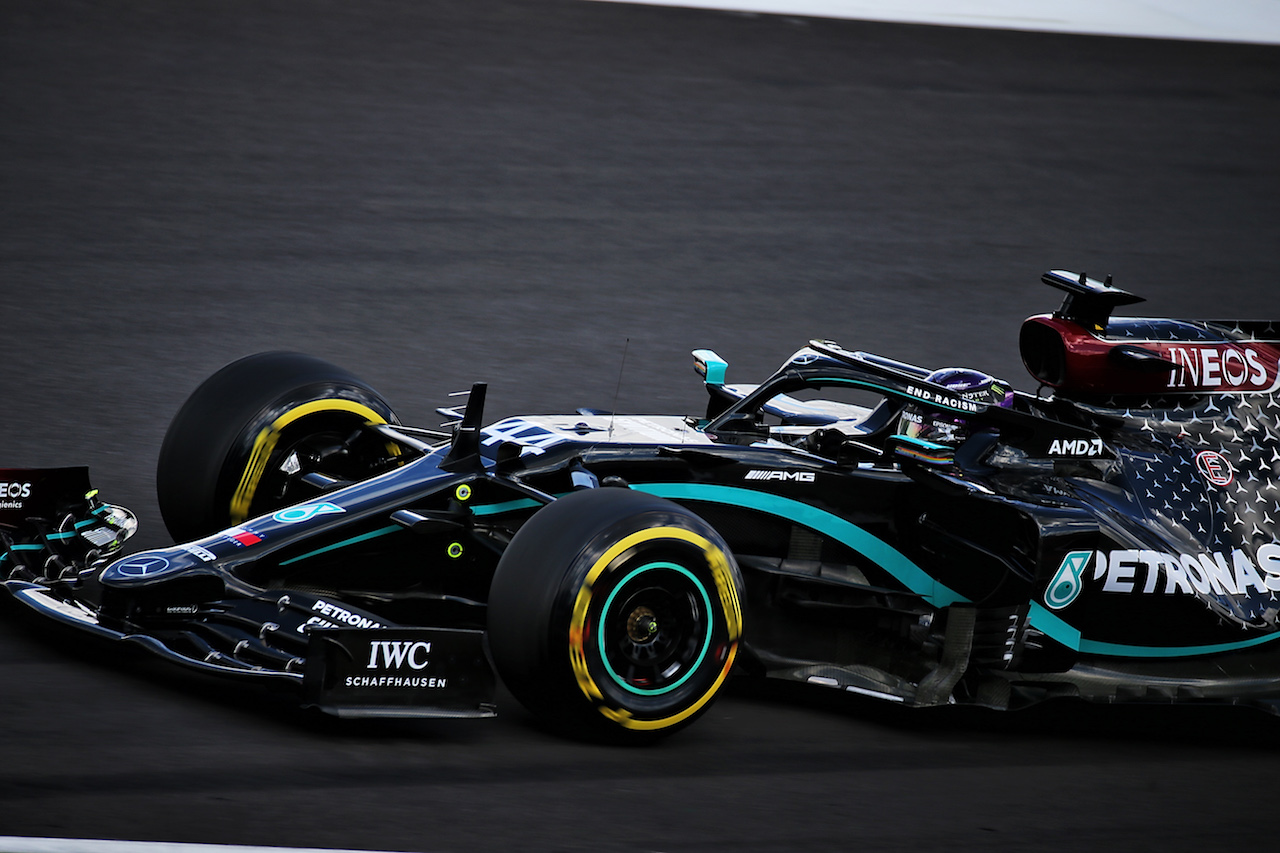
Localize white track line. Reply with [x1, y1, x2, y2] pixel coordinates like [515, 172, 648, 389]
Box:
[0, 840, 418, 853]
[584, 0, 1280, 44]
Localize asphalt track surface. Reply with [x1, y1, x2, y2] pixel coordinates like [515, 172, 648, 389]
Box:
[2, 1, 1280, 850]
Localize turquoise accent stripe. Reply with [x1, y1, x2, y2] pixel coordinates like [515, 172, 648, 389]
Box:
[46, 532, 77, 541]
[1025, 603, 1081, 650]
[74, 519, 98, 530]
[693, 349, 728, 386]
[9, 544, 46, 552]
[470, 497, 542, 517]
[279, 525, 402, 566]
[634, 482, 967, 608]
[1028, 601, 1280, 658]
[891, 434, 950, 452]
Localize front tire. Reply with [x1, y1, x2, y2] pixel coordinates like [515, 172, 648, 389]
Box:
[487, 488, 744, 741]
[156, 352, 400, 543]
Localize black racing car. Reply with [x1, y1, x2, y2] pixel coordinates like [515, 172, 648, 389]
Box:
[4, 269, 1280, 739]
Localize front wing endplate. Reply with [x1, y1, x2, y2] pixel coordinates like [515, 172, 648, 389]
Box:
[303, 626, 497, 719]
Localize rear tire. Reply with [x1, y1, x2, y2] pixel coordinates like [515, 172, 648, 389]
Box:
[156, 352, 400, 542]
[487, 488, 744, 741]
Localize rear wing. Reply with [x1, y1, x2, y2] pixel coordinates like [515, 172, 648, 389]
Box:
[1023, 270, 1280, 397]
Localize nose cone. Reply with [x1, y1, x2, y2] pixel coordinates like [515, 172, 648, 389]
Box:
[100, 547, 202, 587]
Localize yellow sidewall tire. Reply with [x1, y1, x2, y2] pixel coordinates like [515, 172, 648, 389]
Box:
[488, 488, 744, 742]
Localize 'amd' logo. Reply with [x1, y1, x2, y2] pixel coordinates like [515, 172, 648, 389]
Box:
[367, 640, 432, 671]
[1048, 438, 1104, 457]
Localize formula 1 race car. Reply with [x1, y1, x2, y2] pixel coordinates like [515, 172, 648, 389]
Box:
[4, 270, 1280, 740]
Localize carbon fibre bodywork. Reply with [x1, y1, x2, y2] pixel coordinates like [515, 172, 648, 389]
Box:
[5, 270, 1280, 728]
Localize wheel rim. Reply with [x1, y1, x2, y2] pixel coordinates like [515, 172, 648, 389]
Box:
[597, 561, 713, 696]
[567, 524, 742, 731]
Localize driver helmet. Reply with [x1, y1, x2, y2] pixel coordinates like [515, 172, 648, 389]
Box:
[897, 367, 1012, 447]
